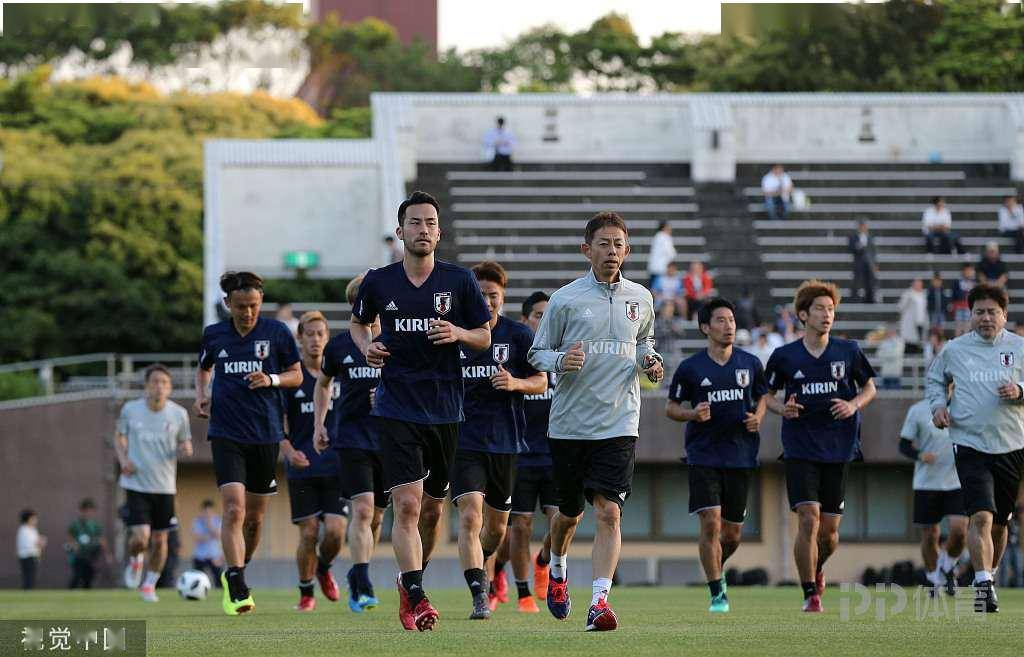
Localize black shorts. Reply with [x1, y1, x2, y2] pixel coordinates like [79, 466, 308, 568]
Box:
[210, 437, 279, 495]
[954, 445, 1024, 526]
[377, 418, 459, 499]
[548, 436, 637, 518]
[337, 448, 391, 509]
[451, 449, 517, 512]
[511, 465, 559, 515]
[913, 489, 967, 526]
[125, 490, 177, 531]
[287, 476, 349, 524]
[785, 459, 848, 515]
[687, 465, 752, 524]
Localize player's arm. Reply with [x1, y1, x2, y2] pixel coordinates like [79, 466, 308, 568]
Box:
[898, 438, 920, 461]
[924, 348, 952, 428]
[313, 369, 334, 453]
[279, 437, 309, 469]
[744, 394, 768, 432]
[831, 378, 876, 420]
[429, 320, 491, 350]
[665, 400, 710, 423]
[194, 365, 213, 419]
[635, 295, 663, 383]
[113, 428, 134, 475]
[528, 298, 576, 372]
[491, 367, 547, 394]
[176, 409, 193, 457]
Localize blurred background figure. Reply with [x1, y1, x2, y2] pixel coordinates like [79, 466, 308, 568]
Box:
[761, 164, 793, 220]
[873, 324, 905, 390]
[683, 261, 713, 320]
[67, 498, 110, 589]
[16, 509, 46, 590]
[926, 272, 949, 333]
[647, 220, 676, 290]
[277, 302, 300, 338]
[848, 219, 878, 304]
[191, 499, 224, 588]
[977, 242, 1008, 288]
[383, 235, 404, 264]
[997, 195, 1023, 254]
[483, 116, 515, 171]
[897, 279, 927, 354]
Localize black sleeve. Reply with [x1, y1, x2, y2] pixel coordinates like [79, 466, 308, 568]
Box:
[321, 340, 339, 378]
[199, 327, 216, 370]
[898, 438, 920, 461]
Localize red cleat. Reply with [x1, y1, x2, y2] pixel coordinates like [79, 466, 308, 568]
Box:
[534, 552, 549, 600]
[412, 598, 439, 631]
[488, 592, 499, 612]
[802, 594, 823, 613]
[815, 570, 825, 597]
[397, 577, 416, 631]
[492, 568, 509, 604]
[294, 595, 316, 612]
[585, 598, 618, 631]
[317, 570, 340, 602]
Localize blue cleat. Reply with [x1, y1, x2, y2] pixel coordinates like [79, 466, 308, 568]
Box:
[709, 593, 730, 613]
[546, 575, 571, 620]
[358, 594, 379, 611]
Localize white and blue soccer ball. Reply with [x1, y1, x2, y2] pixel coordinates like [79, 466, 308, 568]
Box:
[176, 570, 212, 601]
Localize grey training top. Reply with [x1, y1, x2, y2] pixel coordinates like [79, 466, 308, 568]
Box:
[117, 398, 191, 494]
[899, 399, 960, 491]
[528, 269, 660, 441]
[924, 329, 1024, 455]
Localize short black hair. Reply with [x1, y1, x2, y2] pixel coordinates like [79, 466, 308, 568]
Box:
[968, 283, 1008, 311]
[144, 363, 171, 383]
[79, 498, 96, 511]
[584, 211, 628, 244]
[521, 291, 549, 318]
[497, 116, 505, 126]
[201, 499, 215, 509]
[397, 190, 440, 227]
[657, 220, 669, 231]
[384, 235, 395, 243]
[697, 297, 736, 336]
[20, 509, 35, 524]
[931, 196, 944, 205]
[219, 271, 263, 298]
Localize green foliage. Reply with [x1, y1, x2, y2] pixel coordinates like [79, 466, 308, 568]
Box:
[263, 277, 352, 305]
[0, 371, 45, 401]
[274, 107, 372, 139]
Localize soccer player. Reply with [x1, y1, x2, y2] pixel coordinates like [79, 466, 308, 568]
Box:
[194, 271, 301, 615]
[528, 211, 663, 631]
[350, 191, 491, 631]
[508, 291, 559, 613]
[453, 261, 547, 620]
[315, 273, 387, 613]
[898, 392, 967, 597]
[763, 280, 877, 613]
[282, 310, 348, 612]
[926, 283, 1024, 613]
[116, 363, 193, 602]
[665, 298, 767, 613]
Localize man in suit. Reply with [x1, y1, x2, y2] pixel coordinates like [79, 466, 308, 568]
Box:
[848, 219, 878, 304]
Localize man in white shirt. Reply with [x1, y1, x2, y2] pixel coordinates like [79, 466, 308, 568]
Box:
[922, 197, 963, 255]
[483, 116, 516, 172]
[761, 164, 793, 220]
[17, 509, 46, 590]
[998, 195, 1023, 254]
[647, 221, 677, 289]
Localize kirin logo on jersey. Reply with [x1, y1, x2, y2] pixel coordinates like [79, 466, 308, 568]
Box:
[735, 369, 750, 388]
[434, 291, 452, 316]
[625, 301, 640, 322]
[493, 343, 509, 364]
[254, 340, 271, 360]
[1001, 352, 1015, 367]
[830, 361, 846, 380]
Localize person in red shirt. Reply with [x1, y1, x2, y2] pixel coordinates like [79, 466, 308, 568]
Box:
[684, 261, 714, 320]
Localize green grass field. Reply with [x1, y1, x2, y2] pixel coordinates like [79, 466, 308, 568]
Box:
[1, 586, 1021, 657]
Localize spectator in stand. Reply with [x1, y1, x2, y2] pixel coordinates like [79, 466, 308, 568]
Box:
[683, 260, 713, 320]
[17, 509, 46, 590]
[483, 116, 515, 171]
[647, 220, 677, 290]
[998, 195, 1024, 255]
[922, 197, 964, 255]
[383, 235, 403, 264]
[898, 278, 928, 354]
[873, 324, 905, 390]
[191, 499, 224, 588]
[848, 219, 878, 304]
[977, 241, 1009, 288]
[950, 263, 976, 336]
[749, 331, 775, 367]
[761, 164, 793, 220]
[734, 287, 759, 331]
[652, 262, 687, 320]
[773, 306, 798, 343]
[923, 327, 946, 367]
[276, 303, 300, 338]
[67, 498, 110, 589]
[926, 272, 949, 332]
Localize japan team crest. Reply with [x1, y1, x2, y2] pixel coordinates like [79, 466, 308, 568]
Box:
[434, 291, 452, 316]
[254, 340, 270, 360]
[735, 369, 750, 388]
[331, 381, 341, 399]
[625, 301, 641, 322]
[1001, 352, 1015, 367]
[830, 360, 846, 380]
[493, 343, 510, 364]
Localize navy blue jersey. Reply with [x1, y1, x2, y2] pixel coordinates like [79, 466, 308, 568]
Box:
[322, 331, 380, 451]
[669, 349, 767, 468]
[520, 371, 555, 467]
[199, 317, 300, 444]
[460, 316, 539, 454]
[284, 365, 340, 479]
[352, 260, 491, 425]
[765, 337, 876, 463]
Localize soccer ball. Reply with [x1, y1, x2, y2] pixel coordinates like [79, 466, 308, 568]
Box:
[176, 570, 211, 601]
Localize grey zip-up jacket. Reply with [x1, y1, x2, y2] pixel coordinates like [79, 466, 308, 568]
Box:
[528, 269, 660, 440]
[925, 329, 1024, 454]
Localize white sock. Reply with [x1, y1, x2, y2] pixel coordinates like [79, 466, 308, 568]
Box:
[927, 569, 942, 586]
[131, 554, 144, 566]
[937, 549, 950, 572]
[550, 552, 567, 581]
[142, 571, 160, 588]
[974, 570, 993, 584]
[592, 577, 612, 606]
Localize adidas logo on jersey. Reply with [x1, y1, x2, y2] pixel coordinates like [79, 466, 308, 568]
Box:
[700, 378, 713, 387]
[295, 389, 306, 398]
[793, 370, 806, 379]
[581, 308, 594, 319]
[218, 349, 228, 358]
[342, 355, 354, 364]
[385, 300, 398, 311]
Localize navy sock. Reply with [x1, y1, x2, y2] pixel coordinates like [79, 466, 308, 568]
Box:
[708, 578, 723, 598]
[352, 562, 370, 593]
[516, 580, 531, 599]
[401, 570, 425, 606]
[802, 581, 817, 599]
[316, 559, 331, 577]
[225, 566, 248, 601]
[464, 568, 487, 597]
[299, 579, 314, 598]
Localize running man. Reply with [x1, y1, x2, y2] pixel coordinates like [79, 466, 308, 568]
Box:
[116, 363, 193, 602]
[528, 211, 663, 631]
[195, 271, 301, 615]
[666, 298, 767, 613]
[350, 191, 491, 631]
[926, 283, 1024, 612]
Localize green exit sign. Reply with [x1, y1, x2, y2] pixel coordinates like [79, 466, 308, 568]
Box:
[284, 251, 320, 270]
